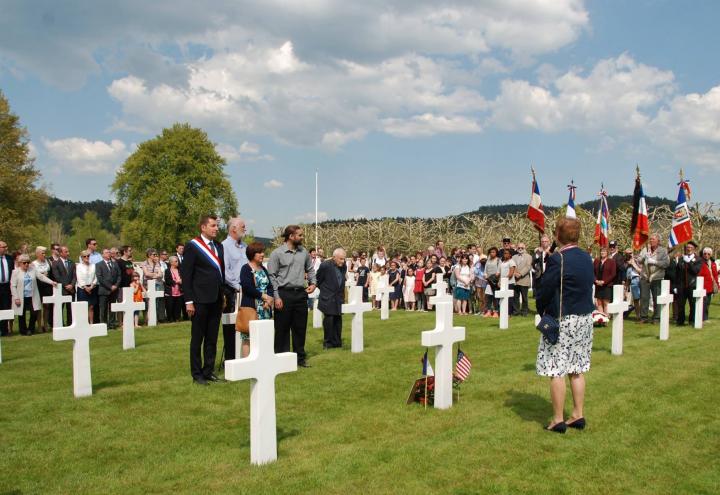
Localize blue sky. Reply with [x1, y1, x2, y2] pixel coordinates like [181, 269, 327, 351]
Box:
[1, 1, 719, 236]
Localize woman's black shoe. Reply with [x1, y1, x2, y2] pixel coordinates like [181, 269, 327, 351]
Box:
[567, 418, 586, 430]
[546, 422, 567, 434]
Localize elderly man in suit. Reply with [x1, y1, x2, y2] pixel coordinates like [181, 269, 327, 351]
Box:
[50, 245, 76, 326]
[316, 248, 347, 349]
[96, 248, 121, 328]
[181, 215, 226, 385]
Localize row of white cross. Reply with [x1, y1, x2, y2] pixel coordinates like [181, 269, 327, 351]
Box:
[0, 273, 708, 466]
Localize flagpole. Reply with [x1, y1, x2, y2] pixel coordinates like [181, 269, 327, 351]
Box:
[531, 165, 541, 244]
[315, 169, 319, 249]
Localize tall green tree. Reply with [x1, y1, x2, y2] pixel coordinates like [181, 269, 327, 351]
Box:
[0, 89, 47, 247]
[111, 123, 238, 249]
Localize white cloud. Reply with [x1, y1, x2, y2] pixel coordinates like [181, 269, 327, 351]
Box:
[490, 54, 675, 132]
[383, 113, 481, 137]
[41, 137, 128, 173]
[217, 142, 274, 162]
[263, 179, 284, 189]
[296, 211, 328, 222]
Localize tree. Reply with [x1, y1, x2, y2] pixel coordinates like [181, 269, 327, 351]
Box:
[66, 211, 120, 255]
[111, 123, 238, 250]
[0, 89, 47, 247]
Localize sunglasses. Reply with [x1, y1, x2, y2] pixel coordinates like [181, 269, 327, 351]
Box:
[21, 261, 30, 265]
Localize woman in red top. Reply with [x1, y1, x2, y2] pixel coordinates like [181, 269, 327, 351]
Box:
[414, 265, 425, 311]
[700, 247, 718, 321]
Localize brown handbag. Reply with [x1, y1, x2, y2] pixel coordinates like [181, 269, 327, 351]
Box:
[235, 307, 258, 334]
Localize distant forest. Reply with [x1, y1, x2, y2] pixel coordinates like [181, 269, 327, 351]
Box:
[39, 194, 676, 238]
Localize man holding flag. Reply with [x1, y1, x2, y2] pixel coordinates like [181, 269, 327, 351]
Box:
[637, 234, 669, 323]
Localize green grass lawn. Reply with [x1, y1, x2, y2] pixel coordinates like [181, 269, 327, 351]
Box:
[1, 302, 719, 494]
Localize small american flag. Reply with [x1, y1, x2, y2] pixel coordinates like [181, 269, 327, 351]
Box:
[455, 348, 472, 381]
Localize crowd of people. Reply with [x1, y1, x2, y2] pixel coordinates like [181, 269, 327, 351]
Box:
[337, 233, 719, 326]
[2, 216, 717, 433]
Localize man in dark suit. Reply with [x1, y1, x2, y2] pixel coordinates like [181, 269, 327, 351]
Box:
[675, 241, 702, 326]
[96, 248, 121, 328]
[316, 248, 347, 349]
[0, 240, 13, 336]
[50, 245, 76, 326]
[181, 215, 226, 385]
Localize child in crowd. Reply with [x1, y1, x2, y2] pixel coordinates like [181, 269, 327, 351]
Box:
[131, 273, 146, 327]
[403, 268, 416, 311]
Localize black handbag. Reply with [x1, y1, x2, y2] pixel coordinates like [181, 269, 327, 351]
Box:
[536, 252, 563, 345]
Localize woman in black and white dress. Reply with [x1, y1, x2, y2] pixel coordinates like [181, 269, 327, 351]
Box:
[536, 218, 595, 433]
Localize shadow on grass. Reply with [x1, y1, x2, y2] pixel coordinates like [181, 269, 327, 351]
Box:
[521, 363, 535, 372]
[504, 390, 551, 426]
[238, 427, 299, 448]
[95, 380, 125, 391]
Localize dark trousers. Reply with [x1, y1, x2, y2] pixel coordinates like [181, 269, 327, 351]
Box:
[640, 279, 662, 321]
[703, 293, 712, 321]
[676, 289, 696, 325]
[166, 296, 183, 322]
[18, 297, 37, 335]
[274, 288, 308, 363]
[514, 285, 529, 316]
[0, 283, 11, 335]
[222, 324, 236, 362]
[98, 292, 115, 327]
[323, 314, 342, 348]
[180, 296, 188, 320]
[62, 300, 73, 326]
[189, 297, 223, 379]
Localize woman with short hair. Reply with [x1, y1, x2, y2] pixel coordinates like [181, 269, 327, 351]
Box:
[593, 247, 616, 315]
[31, 246, 54, 332]
[163, 255, 184, 323]
[483, 247, 501, 317]
[453, 255, 473, 315]
[239, 242, 275, 358]
[10, 254, 56, 335]
[536, 218, 595, 433]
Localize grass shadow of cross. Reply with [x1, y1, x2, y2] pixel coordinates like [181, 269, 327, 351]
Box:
[504, 390, 551, 426]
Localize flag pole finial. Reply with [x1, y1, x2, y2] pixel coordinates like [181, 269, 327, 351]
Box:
[636, 164, 641, 179]
[679, 168, 685, 183]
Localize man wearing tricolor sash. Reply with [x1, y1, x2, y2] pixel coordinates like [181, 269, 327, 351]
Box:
[181, 215, 226, 385]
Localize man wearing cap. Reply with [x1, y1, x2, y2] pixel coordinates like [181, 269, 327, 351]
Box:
[512, 243, 533, 316]
[609, 241, 626, 286]
[636, 233, 670, 323]
[675, 241, 702, 326]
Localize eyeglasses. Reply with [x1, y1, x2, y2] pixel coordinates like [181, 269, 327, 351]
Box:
[21, 261, 30, 265]
[82, 255, 89, 259]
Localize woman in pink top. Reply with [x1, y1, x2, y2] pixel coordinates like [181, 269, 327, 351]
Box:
[163, 256, 184, 323]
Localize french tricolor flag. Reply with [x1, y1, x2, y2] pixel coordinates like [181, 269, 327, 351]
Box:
[668, 179, 693, 248]
[527, 170, 545, 233]
[566, 181, 577, 219]
[631, 170, 649, 250]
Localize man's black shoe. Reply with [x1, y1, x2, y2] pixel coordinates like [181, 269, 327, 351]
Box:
[193, 377, 209, 386]
[298, 361, 311, 368]
[206, 374, 226, 382]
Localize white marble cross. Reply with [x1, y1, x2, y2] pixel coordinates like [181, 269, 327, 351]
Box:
[342, 285, 372, 353]
[421, 300, 465, 409]
[495, 277, 514, 330]
[309, 288, 322, 328]
[376, 275, 392, 320]
[53, 302, 108, 398]
[429, 274, 452, 305]
[0, 309, 14, 364]
[144, 280, 164, 327]
[607, 284, 629, 355]
[656, 279, 674, 341]
[111, 287, 145, 350]
[693, 276, 706, 330]
[224, 319, 297, 465]
[43, 285, 72, 328]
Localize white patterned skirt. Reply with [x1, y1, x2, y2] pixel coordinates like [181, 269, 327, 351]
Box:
[536, 313, 594, 377]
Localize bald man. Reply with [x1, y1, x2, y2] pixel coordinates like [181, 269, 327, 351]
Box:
[221, 217, 248, 362]
[316, 248, 347, 349]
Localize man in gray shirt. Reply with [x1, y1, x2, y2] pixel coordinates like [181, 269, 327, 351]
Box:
[221, 217, 248, 362]
[267, 225, 316, 367]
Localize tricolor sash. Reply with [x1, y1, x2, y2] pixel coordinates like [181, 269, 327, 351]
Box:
[190, 237, 223, 278]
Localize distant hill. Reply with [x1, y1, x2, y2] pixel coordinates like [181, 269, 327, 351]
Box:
[41, 197, 115, 232]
